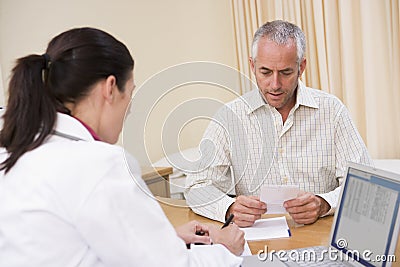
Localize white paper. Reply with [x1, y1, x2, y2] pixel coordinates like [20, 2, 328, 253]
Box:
[241, 241, 252, 256]
[240, 216, 291, 241]
[192, 241, 252, 256]
[260, 185, 300, 214]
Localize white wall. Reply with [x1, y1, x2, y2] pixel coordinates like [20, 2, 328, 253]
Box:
[0, 64, 4, 106]
[0, 0, 239, 164]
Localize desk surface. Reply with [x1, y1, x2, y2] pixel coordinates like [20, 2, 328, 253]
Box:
[141, 167, 173, 198]
[141, 166, 173, 180]
[158, 197, 400, 266]
[158, 198, 331, 252]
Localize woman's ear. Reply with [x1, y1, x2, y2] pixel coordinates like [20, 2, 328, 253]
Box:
[103, 75, 117, 104]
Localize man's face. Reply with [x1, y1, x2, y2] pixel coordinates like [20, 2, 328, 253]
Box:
[250, 37, 306, 114]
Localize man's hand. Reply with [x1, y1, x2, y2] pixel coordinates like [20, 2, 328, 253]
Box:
[283, 192, 331, 224]
[226, 195, 267, 227]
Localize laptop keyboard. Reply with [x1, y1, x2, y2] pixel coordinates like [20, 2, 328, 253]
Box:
[282, 246, 352, 266]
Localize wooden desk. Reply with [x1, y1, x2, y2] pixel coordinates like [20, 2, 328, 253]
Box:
[158, 197, 400, 266]
[141, 166, 173, 198]
[157, 198, 331, 253]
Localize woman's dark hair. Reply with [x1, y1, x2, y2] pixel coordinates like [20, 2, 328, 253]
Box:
[0, 27, 134, 173]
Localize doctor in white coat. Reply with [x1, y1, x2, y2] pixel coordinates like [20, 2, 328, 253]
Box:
[0, 27, 244, 267]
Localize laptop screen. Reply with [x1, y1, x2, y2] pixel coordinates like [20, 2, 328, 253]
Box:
[330, 164, 400, 267]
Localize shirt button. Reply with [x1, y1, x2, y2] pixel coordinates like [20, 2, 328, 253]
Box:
[282, 177, 288, 184]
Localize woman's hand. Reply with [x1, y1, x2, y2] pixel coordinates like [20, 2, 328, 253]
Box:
[175, 220, 212, 245]
[176, 220, 245, 256]
[208, 223, 245, 256]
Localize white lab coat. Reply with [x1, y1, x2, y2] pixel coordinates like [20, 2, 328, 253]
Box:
[0, 113, 242, 267]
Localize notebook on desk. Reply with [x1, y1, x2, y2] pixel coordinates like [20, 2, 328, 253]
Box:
[242, 162, 400, 267]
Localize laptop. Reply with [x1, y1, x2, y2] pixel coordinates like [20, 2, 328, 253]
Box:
[242, 162, 400, 266]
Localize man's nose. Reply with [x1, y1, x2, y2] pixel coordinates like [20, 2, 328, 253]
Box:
[270, 72, 281, 90]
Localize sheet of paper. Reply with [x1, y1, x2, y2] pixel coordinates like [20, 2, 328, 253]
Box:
[241, 241, 252, 256]
[240, 216, 291, 241]
[260, 185, 300, 214]
[192, 241, 252, 256]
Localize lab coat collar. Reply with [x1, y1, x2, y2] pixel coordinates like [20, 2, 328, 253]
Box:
[53, 113, 95, 142]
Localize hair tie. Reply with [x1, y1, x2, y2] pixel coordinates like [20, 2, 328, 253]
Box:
[42, 53, 51, 70]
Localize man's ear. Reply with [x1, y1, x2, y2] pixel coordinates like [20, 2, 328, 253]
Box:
[299, 58, 307, 77]
[103, 75, 117, 104]
[249, 57, 256, 75]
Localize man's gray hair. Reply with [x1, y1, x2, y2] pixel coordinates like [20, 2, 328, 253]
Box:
[251, 20, 306, 63]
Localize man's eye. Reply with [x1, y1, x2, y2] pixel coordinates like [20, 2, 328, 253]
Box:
[260, 71, 271, 75]
[281, 71, 293, 75]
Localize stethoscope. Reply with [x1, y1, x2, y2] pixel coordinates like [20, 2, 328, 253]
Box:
[52, 130, 84, 141]
[0, 106, 83, 142]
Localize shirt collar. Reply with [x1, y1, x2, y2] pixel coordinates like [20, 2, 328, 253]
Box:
[296, 80, 319, 109]
[246, 80, 318, 114]
[72, 116, 101, 141]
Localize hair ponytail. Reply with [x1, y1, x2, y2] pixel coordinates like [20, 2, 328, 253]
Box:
[0, 54, 57, 173]
[0, 27, 134, 173]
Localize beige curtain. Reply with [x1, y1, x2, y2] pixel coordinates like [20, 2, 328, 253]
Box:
[231, 0, 263, 94]
[231, 0, 400, 159]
